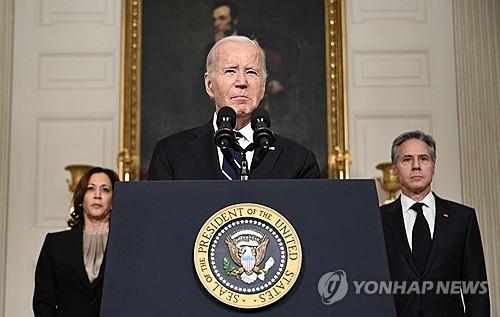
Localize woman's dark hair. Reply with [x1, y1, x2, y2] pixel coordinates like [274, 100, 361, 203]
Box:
[67, 166, 120, 228]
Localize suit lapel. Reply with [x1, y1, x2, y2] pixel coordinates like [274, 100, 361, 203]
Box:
[188, 120, 287, 179]
[189, 121, 223, 180]
[423, 193, 450, 276]
[250, 142, 283, 179]
[62, 224, 92, 289]
[384, 198, 420, 274]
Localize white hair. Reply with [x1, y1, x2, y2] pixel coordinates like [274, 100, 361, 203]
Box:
[205, 35, 267, 78]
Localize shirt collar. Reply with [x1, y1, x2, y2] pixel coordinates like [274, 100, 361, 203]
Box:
[237, 121, 253, 142]
[401, 191, 435, 214]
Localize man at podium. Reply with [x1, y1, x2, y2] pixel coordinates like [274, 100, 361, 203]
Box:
[148, 35, 319, 180]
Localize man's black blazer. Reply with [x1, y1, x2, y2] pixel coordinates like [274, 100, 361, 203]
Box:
[33, 223, 105, 317]
[380, 193, 490, 317]
[148, 120, 320, 180]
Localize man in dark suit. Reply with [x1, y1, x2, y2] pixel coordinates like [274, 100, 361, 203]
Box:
[380, 130, 489, 317]
[149, 35, 319, 180]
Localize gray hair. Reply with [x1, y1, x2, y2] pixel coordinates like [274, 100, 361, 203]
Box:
[391, 130, 437, 164]
[205, 35, 267, 78]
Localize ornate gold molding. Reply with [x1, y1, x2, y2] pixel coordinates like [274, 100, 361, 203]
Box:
[119, 0, 142, 181]
[324, 0, 350, 179]
[119, 0, 349, 180]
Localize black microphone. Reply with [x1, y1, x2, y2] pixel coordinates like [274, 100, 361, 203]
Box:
[214, 106, 236, 150]
[251, 107, 275, 150]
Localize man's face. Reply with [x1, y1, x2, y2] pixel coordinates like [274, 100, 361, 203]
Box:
[212, 5, 233, 34]
[393, 139, 435, 197]
[204, 41, 266, 122]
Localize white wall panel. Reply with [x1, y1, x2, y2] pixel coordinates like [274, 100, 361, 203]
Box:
[34, 115, 115, 227]
[351, 0, 427, 23]
[350, 112, 432, 178]
[353, 50, 430, 87]
[39, 0, 115, 25]
[346, 0, 461, 202]
[39, 52, 115, 89]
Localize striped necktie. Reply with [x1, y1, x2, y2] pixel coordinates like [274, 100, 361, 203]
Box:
[221, 133, 243, 180]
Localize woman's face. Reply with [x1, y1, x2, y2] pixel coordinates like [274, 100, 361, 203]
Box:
[82, 172, 113, 224]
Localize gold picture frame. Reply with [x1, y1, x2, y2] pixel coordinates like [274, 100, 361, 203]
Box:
[118, 0, 349, 180]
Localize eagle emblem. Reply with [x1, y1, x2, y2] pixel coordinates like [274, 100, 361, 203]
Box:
[224, 229, 275, 284]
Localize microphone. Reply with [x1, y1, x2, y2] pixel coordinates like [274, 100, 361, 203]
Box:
[214, 106, 236, 150]
[251, 107, 275, 150]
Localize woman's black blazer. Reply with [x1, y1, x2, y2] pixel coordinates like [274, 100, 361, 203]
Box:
[33, 223, 105, 317]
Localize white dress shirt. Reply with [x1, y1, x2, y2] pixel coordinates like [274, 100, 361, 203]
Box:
[212, 112, 254, 171]
[400, 191, 436, 250]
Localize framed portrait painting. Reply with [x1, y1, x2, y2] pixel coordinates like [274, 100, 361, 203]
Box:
[119, 0, 348, 180]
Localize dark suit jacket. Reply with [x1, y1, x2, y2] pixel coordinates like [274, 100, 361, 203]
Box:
[380, 194, 490, 317]
[148, 121, 320, 180]
[33, 223, 105, 317]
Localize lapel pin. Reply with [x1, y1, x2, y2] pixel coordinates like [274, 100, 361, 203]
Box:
[443, 213, 449, 218]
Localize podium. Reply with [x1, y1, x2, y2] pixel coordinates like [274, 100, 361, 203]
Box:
[101, 179, 396, 316]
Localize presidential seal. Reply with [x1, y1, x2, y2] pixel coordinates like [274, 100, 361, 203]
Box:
[194, 203, 302, 309]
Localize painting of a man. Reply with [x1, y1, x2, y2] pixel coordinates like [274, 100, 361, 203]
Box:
[140, 0, 327, 178]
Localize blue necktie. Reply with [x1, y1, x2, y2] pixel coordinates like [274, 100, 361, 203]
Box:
[222, 133, 243, 180]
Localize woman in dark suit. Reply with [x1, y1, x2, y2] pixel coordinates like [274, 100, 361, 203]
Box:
[33, 167, 120, 317]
